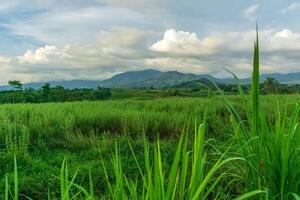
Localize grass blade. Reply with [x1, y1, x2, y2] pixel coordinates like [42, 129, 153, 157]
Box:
[14, 155, 18, 200]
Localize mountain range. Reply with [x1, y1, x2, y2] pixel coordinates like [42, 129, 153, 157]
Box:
[0, 69, 299, 90]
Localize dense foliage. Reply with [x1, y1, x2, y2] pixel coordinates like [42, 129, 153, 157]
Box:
[0, 83, 111, 103]
[180, 77, 300, 94]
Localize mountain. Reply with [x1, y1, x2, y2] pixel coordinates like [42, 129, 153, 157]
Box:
[132, 71, 198, 88]
[99, 70, 222, 88]
[239, 72, 300, 84]
[0, 69, 299, 90]
[100, 69, 163, 88]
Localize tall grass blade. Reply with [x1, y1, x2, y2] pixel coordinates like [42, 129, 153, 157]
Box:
[60, 158, 66, 200]
[88, 168, 94, 200]
[252, 24, 260, 137]
[292, 193, 300, 200]
[5, 173, 9, 200]
[232, 190, 265, 200]
[14, 155, 18, 200]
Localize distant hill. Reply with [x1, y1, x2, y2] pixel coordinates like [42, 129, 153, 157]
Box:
[174, 77, 224, 89]
[239, 72, 300, 84]
[0, 69, 299, 90]
[100, 69, 163, 88]
[99, 69, 300, 88]
[98, 69, 222, 88]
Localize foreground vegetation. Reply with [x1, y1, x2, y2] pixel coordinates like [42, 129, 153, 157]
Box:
[0, 94, 299, 199]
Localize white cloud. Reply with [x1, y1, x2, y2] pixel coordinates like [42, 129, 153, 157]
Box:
[150, 29, 222, 56]
[270, 29, 300, 50]
[282, 2, 300, 13]
[0, 28, 154, 84]
[148, 28, 300, 77]
[18, 45, 70, 64]
[151, 28, 300, 55]
[243, 4, 259, 21]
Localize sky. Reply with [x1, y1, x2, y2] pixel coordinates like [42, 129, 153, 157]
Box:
[0, 0, 300, 84]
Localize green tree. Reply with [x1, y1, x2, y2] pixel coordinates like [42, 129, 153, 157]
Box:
[52, 85, 66, 102]
[41, 83, 51, 102]
[262, 77, 279, 94]
[8, 80, 22, 91]
[8, 80, 23, 103]
[94, 87, 111, 100]
[23, 88, 40, 103]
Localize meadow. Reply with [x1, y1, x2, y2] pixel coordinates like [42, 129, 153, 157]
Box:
[0, 94, 299, 199]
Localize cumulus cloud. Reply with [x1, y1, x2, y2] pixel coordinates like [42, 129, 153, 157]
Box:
[0, 27, 155, 84]
[243, 4, 259, 21]
[150, 29, 222, 56]
[18, 45, 70, 64]
[148, 28, 300, 77]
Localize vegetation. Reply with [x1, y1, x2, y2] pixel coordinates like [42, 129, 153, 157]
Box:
[0, 93, 299, 199]
[0, 84, 112, 103]
[0, 77, 299, 104]
[175, 77, 300, 95]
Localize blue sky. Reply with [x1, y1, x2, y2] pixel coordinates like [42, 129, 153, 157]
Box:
[0, 0, 300, 84]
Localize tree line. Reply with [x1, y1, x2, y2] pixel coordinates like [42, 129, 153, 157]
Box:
[222, 77, 300, 94]
[0, 81, 112, 104]
[0, 77, 299, 104]
[170, 77, 300, 96]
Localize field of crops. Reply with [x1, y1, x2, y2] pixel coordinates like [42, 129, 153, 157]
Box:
[0, 93, 299, 199]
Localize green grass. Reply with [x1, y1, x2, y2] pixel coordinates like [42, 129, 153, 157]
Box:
[0, 95, 299, 199]
[220, 29, 300, 199]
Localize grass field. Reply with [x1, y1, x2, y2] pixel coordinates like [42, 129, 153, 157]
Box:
[0, 94, 299, 199]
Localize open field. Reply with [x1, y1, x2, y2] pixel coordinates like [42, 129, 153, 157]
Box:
[0, 94, 299, 199]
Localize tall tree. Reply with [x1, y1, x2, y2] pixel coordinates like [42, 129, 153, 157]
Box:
[263, 77, 279, 94]
[8, 80, 23, 103]
[8, 80, 23, 91]
[41, 83, 51, 101]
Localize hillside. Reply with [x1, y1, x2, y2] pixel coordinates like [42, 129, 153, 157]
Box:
[173, 77, 224, 89]
[100, 69, 163, 88]
[240, 72, 300, 84]
[99, 70, 223, 88]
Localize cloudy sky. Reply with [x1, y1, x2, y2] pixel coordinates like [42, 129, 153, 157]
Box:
[0, 0, 300, 84]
